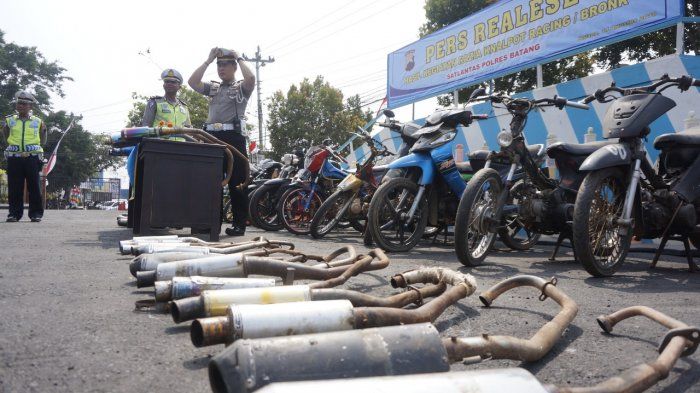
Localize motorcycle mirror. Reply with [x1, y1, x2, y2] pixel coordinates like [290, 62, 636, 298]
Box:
[469, 88, 487, 101]
[383, 109, 395, 118]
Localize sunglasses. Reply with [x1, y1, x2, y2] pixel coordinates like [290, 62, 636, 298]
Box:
[163, 80, 181, 84]
[216, 61, 237, 67]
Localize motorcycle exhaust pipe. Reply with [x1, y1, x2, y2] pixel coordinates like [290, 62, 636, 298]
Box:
[172, 285, 312, 323]
[130, 251, 211, 277]
[256, 369, 547, 393]
[172, 250, 389, 322]
[192, 280, 449, 347]
[208, 275, 575, 393]
[136, 246, 360, 288]
[154, 276, 276, 302]
[209, 323, 449, 393]
[193, 300, 355, 346]
[129, 237, 295, 256]
[119, 236, 181, 255]
[551, 306, 698, 393]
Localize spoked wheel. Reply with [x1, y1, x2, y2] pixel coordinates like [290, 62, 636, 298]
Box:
[310, 190, 355, 239]
[572, 167, 630, 277]
[278, 187, 324, 235]
[367, 177, 428, 252]
[455, 169, 501, 266]
[249, 184, 284, 231]
[498, 180, 541, 250]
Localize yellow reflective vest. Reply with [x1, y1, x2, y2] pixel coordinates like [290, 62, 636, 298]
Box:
[5, 114, 44, 153]
[152, 97, 190, 141]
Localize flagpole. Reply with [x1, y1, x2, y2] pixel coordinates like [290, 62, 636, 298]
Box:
[43, 117, 75, 209]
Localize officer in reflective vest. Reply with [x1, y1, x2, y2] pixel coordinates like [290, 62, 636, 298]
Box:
[2, 90, 47, 222]
[126, 69, 192, 190]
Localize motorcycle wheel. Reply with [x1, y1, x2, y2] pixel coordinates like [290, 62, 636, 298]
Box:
[367, 177, 428, 252]
[350, 219, 366, 233]
[691, 233, 700, 250]
[454, 168, 501, 267]
[310, 190, 354, 239]
[249, 184, 284, 231]
[498, 180, 541, 250]
[572, 167, 630, 277]
[278, 187, 324, 236]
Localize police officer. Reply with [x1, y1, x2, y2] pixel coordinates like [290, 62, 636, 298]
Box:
[2, 91, 47, 222]
[188, 48, 255, 236]
[141, 68, 192, 133]
[126, 69, 192, 192]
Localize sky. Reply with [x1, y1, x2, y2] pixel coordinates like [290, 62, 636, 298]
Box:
[1, 0, 440, 141]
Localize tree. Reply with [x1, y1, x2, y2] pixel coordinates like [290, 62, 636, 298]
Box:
[43, 111, 122, 194]
[126, 86, 209, 127]
[266, 76, 371, 159]
[0, 29, 72, 119]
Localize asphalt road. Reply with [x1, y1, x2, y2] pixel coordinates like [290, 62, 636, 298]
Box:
[1, 210, 699, 392]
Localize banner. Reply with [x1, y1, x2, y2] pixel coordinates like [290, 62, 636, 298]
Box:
[387, 0, 683, 108]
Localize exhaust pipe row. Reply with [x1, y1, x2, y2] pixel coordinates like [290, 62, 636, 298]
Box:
[136, 246, 359, 288]
[254, 307, 698, 393]
[170, 249, 390, 323]
[191, 267, 474, 346]
[206, 274, 578, 393]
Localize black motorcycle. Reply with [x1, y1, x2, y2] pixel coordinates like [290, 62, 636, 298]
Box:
[572, 74, 700, 276]
[455, 90, 596, 266]
[248, 140, 308, 231]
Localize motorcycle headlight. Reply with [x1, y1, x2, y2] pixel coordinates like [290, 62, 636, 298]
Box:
[497, 130, 513, 147]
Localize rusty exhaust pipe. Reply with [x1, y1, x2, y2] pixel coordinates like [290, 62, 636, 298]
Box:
[191, 270, 455, 346]
[551, 306, 699, 393]
[154, 276, 277, 302]
[129, 237, 294, 256]
[171, 250, 388, 323]
[208, 275, 576, 393]
[443, 275, 577, 363]
[136, 246, 357, 287]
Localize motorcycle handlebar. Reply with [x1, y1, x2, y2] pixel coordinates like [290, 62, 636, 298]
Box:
[566, 100, 590, 110]
[694, 78, 700, 87]
[471, 114, 489, 120]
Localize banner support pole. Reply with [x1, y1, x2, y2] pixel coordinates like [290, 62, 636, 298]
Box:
[676, 22, 684, 54]
[536, 64, 543, 88]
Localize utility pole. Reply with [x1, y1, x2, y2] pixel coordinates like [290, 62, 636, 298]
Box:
[242, 46, 275, 153]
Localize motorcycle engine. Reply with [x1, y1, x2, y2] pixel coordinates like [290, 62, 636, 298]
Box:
[350, 198, 363, 215]
[517, 188, 572, 235]
[642, 190, 697, 238]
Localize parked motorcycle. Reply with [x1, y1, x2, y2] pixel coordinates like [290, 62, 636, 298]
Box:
[277, 139, 349, 235]
[248, 140, 308, 231]
[310, 127, 394, 239]
[454, 91, 603, 267]
[366, 105, 488, 252]
[572, 74, 700, 276]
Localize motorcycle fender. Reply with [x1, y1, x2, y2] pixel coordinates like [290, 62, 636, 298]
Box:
[579, 143, 631, 172]
[387, 152, 435, 185]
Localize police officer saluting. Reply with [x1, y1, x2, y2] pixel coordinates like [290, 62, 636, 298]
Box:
[2, 91, 47, 222]
[188, 48, 255, 236]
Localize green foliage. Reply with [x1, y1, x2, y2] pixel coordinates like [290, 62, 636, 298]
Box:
[42, 111, 122, 193]
[0, 29, 72, 118]
[267, 76, 371, 159]
[126, 86, 209, 127]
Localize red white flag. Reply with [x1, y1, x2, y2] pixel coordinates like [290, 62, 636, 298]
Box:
[43, 118, 74, 176]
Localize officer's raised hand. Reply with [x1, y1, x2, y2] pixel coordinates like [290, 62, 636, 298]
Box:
[207, 47, 221, 64]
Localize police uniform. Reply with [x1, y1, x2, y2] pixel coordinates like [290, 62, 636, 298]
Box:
[127, 69, 191, 188]
[3, 91, 46, 222]
[191, 54, 251, 232]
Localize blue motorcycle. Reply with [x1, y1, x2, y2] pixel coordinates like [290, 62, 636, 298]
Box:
[366, 107, 488, 252]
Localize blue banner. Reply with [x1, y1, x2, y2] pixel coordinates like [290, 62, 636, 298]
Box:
[387, 0, 684, 108]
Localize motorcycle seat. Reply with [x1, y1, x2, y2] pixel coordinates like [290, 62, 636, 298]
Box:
[546, 140, 612, 157]
[455, 161, 473, 173]
[468, 149, 489, 160]
[653, 131, 700, 150]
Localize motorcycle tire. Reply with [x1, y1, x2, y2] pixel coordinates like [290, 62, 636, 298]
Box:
[278, 186, 323, 236]
[498, 180, 541, 250]
[572, 167, 630, 277]
[249, 184, 284, 231]
[310, 190, 353, 239]
[454, 168, 501, 267]
[367, 177, 428, 252]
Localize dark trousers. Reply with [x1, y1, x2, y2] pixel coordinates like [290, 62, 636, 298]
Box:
[209, 131, 248, 228]
[7, 155, 44, 219]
